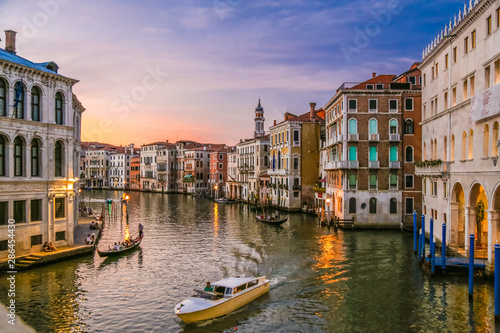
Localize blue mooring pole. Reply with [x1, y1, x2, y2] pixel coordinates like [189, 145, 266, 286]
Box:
[413, 212, 417, 253]
[495, 244, 500, 320]
[431, 240, 436, 274]
[429, 218, 434, 270]
[421, 215, 426, 260]
[417, 229, 421, 260]
[469, 234, 474, 298]
[442, 223, 447, 271]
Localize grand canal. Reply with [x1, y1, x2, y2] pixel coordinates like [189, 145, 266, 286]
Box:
[0, 190, 497, 332]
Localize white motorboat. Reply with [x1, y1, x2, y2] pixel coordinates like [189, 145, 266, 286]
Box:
[175, 276, 270, 324]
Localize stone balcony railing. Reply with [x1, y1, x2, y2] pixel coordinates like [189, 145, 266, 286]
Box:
[414, 161, 450, 178]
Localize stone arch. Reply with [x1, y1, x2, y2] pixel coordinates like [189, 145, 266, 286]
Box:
[469, 182, 489, 247]
[451, 181, 466, 247]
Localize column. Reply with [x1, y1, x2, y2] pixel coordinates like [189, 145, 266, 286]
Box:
[465, 206, 474, 251]
[8, 142, 14, 178]
[488, 210, 500, 264]
[450, 202, 459, 246]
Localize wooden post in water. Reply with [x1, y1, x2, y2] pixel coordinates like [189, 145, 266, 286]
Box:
[413, 212, 417, 253]
[469, 234, 474, 299]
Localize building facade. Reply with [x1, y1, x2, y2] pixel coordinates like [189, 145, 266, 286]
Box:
[0, 30, 84, 258]
[416, 0, 500, 266]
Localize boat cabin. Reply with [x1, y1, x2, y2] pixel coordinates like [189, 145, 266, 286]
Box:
[194, 277, 264, 299]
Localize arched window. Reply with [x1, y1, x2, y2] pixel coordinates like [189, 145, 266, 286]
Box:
[390, 173, 397, 189]
[13, 81, 25, 119]
[493, 122, 499, 156]
[349, 198, 356, 213]
[390, 198, 397, 214]
[369, 119, 378, 134]
[444, 136, 448, 161]
[483, 124, 490, 158]
[369, 174, 377, 189]
[462, 131, 467, 160]
[404, 119, 414, 134]
[31, 86, 41, 121]
[389, 146, 398, 161]
[55, 141, 63, 177]
[369, 197, 377, 214]
[451, 135, 455, 161]
[348, 119, 357, 134]
[14, 137, 24, 176]
[468, 129, 473, 159]
[369, 146, 377, 161]
[0, 135, 5, 176]
[349, 146, 357, 161]
[55, 92, 63, 125]
[31, 139, 41, 177]
[389, 119, 398, 134]
[349, 174, 357, 189]
[405, 146, 414, 162]
[0, 79, 6, 116]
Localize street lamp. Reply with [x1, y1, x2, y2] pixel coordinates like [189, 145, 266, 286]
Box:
[214, 184, 218, 200]
[326, 197, 331, 225]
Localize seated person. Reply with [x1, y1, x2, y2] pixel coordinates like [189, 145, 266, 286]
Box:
[204, 282, 213, 292]
[43, 242, 50, 252]
[85, 234, 93, 244]
[89, 221, 95, 229]
[48, 243, 57, 251]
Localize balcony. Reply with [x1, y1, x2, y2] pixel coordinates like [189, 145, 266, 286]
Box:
[348, 134, 359, 141]
[336, 161, 349, 169]
[389, 134, 400, 141]
[368, 161, 380, 168]
[389, 161, 401, 168]
[414, 160, 449, 178]
[369, 134, 379, 141]
[325, 162, 336, 170]
[348, 161, 359, 168]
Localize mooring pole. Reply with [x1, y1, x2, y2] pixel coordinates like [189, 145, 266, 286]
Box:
[442, 223, 447, 271]
[469, 234, 474, 299]
[429, 218, 434, 263]
[417, 229, 421, 261]
[413, 212, 418, 253]
[421, 215, 426, 260]
[495, 243, 500, 320]
[431, 238, 436, 274]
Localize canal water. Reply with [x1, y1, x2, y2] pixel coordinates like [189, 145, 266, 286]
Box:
[0, 190, 496, 332]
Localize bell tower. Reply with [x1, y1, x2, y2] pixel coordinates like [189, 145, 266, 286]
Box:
[254, 99, 265, 138]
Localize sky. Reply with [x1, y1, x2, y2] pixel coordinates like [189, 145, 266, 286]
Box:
[0, 0, 465, 146]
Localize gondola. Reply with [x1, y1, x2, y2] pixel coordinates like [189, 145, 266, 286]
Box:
[215, 198, 237, 204]
[97, 234, 144, 257]
[255, 214, 288, 225]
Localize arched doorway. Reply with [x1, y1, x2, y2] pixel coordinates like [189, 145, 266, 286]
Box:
[451, 182, 465, 247]
[469, 183, 488, 248]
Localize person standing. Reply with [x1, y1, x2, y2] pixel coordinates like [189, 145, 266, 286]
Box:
[138, 223, 144, 238]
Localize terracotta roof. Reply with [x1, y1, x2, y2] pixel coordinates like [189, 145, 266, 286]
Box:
[350, 74, 396, 90]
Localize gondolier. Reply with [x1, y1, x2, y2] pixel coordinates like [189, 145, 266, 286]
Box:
[138, 223, 144, 237]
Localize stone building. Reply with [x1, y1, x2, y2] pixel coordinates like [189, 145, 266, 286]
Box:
[323, 69, 422, 227]
[108, 144, 135, 189]
[416, 0, 500, 266]
[157, 142, 179, 193]
[209, 146, 234, 199]
[0, 30, 84, 258]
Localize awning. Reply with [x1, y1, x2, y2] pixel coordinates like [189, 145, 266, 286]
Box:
[318, 178, 326, 183]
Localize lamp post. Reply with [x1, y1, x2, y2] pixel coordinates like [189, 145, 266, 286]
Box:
[214, 184, 218, 200]
[326, 197, 331, 225]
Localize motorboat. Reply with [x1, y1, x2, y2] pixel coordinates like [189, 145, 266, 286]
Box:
[175, 276, 270, 324]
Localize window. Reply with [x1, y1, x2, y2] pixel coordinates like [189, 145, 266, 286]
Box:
[497, 7, 500, 28]
[0, 240, 7, 251]
[349, 174, 357, 189]
[369, 174, 377, 189]
[483, 124, 490, 158]
[389, 100, 398, 113]
[493, 122, 499, 156]
[348, 99, 357, 112]
[0, 202, 7, 225]
[293, 158, 299, 170]
[408, 76, 416, 84]
[468, 129, 473, 159]
[445, 54, 449, 69]
[435, 63, 439, 78]
[369, 99, 377, 112]
[495, 60, 500, 85]
[31, 139, 40, 177]
[405, 98, 413, 111]
[453, 47, 457, 63]
[55, 92, 63, 125]
[349, 198, 356, 213]
[405, 146, 414, 163]
[452, 87, 457, 106]
[405, 175, 414, 188]
[348, 119, 357, 134]
[389, 119, 397, 134]
[486, 66, 491, 89]
[0, 79, 6, 116]
[31, 199, 42, 222]
[471, 30, 476, 49]
[14, 137, 24, 177]
[369, 198, 377, 214]
[404, 119, 414, 135]
[390, 198, 397, 214]
[293, 130, 299, 143]
[369, 119, 378, 135]
[31, 235, 43, 247]
[463, 80, 468, 101]
[376, 84, 384, 89]
[55, 231, 66, 241]
[390, 174, 397, 189]
[369, 146, 377, 162]
[31, 86, 41, 121]
[55, 141, 63, 177]
[470, 75, 475, 97]
[13, 200, 26, 223]
[349, 146, 357, 161]
[13, 81, 24, 119]
[487, 15, 492, 36]
[423, 74, 426, 87]
[0, 136, 5, 176]
[443, 182, 448, 198]
[389, 146, 398, 162]
[464, 36, 469, 54]
[55, 197, 65, 219]
[462, 131, 467, 160]
[405, 198, 414, 214]
[366, 84, 374, 89]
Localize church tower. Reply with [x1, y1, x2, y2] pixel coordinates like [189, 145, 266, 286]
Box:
[254, 99, 265, 138]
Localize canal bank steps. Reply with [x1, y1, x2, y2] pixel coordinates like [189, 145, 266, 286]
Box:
[0, 217, 102, 273]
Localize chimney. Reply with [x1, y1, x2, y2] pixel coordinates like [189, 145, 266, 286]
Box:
[5, 30, 16, 54]
[310, 102, 316, 120]
[372, 72, 376, 78]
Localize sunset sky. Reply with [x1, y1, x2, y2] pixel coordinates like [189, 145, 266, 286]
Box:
[1, 0, 463, 146]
